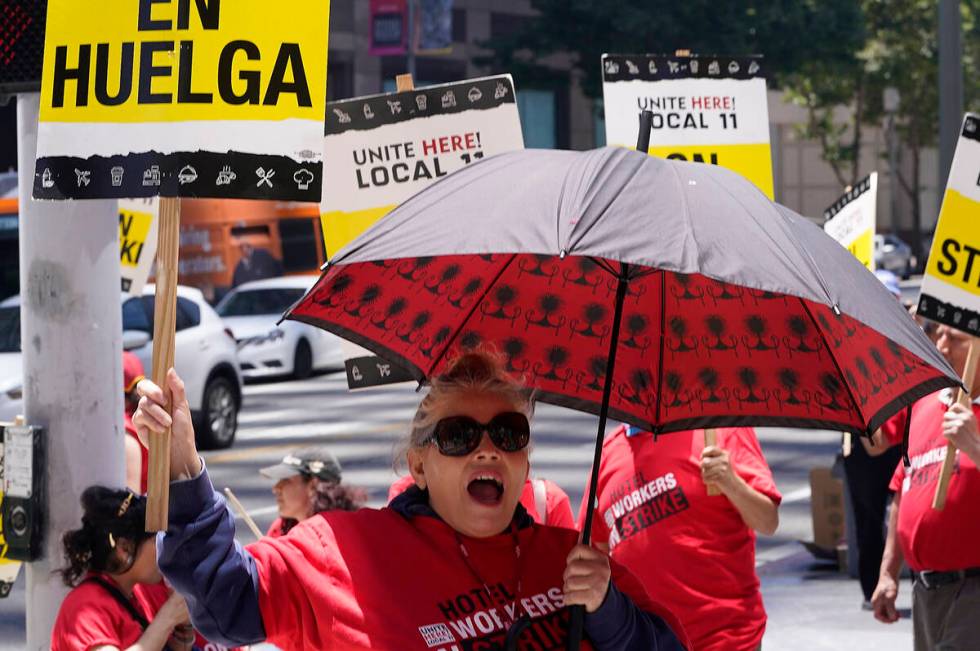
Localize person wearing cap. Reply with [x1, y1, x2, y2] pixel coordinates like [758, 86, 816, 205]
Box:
[259, 447, 366, 537]
[872, 323, 980, 649]
[123, 351, 149, 494]
[840, 269, 906, 608]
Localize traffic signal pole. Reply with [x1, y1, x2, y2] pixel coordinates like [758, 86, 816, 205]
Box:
[17, 93, 123, 647]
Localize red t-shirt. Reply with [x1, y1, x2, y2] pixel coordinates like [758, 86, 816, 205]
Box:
[388, 475, 575, 529]
[246, 507, 688, 650]
[124, 413, 149, 494]
[887, 393, 980, 572]
[52, 574, 239, 651]
[51, 574, 167, 650]
[578, 426, 780, 651]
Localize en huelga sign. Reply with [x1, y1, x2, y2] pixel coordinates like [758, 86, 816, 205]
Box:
[917, 114, 980, 338]
[602, 53, 774, 199]
[33, 0, 331, 202]
[823, 173, 877, 271]
[320, 75, 524, 257]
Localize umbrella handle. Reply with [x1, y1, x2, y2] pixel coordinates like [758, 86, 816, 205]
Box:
[636, 110, 653, 153]
[567, 605, 585, 650]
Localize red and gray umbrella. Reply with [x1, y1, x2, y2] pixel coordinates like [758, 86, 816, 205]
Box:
[285, 145, 957, 645]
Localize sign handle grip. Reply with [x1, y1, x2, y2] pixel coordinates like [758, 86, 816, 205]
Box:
[704, 428, 721, 496]
[145, 197, 180, 532]
[932, 337, 978, 510]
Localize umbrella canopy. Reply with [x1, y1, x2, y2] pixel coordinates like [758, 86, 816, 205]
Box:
[288, 147, 957, 436]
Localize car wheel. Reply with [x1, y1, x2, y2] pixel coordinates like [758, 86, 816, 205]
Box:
[293, 339, 313, 380]
[195, 376, 238, 450]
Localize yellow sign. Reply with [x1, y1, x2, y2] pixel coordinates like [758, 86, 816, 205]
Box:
[924, 189, 980, 296]
[602, 54, 775, 199]
[34, 0, 331, 203]
[646, 143, 774, 200]
[120, 207, 154, 268]
[40, 0, 329, 123]
[823, 173, 877, 271]
[918, 114, 980, 337]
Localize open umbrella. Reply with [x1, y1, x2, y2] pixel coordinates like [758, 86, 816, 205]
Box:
[285, 145, 958, 648]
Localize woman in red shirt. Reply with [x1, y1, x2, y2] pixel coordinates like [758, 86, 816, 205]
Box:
[51, 486, 194, 651]
[580, 426, 781, 651]
[136, 351, 689, 650]
[259, 446, 367, 537]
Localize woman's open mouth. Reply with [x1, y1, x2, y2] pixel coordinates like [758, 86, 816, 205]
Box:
[467, 474, 504, 506]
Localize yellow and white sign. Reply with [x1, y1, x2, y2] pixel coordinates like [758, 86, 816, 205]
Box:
[0, 437, 24, 596]
[602, 54, 774, 199]
[34, 0, 331, 202]
[120, 197, 160, 295]
[823, 173, 877, 270]
[918, 114, 980, 338]
[321, 75, 524, 257]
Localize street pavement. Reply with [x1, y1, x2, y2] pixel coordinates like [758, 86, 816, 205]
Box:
[0, 371, 913, 649]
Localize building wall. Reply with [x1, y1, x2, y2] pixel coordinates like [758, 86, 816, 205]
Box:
[327, 0, 941, 244]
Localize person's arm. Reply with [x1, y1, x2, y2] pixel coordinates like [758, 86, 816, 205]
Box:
[134, 370, 265, 646]
[871, 492, 904, 623]
[701, 446, 779, 535]
[566, 545, 687, 650]
[859, 429, 894, 458]
[123, 435, 143, 494]
[89, 592, 192, 651]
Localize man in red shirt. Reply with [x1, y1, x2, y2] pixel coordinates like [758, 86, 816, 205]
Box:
[580, 425, 780, 651]
[872, 324, 980, 650]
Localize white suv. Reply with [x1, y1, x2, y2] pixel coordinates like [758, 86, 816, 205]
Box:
[0, 285, 243, 449]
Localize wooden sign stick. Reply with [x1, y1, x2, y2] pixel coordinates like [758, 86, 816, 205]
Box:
[705, 428, 721, 496]
[933, 337, 979, 510]
[396, 74, 415, 92]
[224, 487, 264, 540]
[145, 197, 180, 532]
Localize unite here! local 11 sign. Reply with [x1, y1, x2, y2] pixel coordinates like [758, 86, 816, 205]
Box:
[33, 0, 331, 202]
[602, 54, 774, 199]
[918, 114, 980, 338]
[320, 75, 525, 257]
[823, 172, 878, 270]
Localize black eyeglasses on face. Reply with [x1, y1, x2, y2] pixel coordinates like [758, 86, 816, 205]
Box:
[427, 411, 531, 456]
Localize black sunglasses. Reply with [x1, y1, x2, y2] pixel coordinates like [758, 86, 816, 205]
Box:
[428, 412, 531, 456]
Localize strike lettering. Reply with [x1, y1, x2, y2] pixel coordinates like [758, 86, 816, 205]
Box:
[936, 238, 980, 286]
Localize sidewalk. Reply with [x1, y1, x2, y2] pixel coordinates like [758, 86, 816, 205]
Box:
[760, 550, 913, 650]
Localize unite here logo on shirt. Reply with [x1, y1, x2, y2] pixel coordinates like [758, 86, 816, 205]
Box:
[604, 471, 690, 550]
[418, 585, 568, 649]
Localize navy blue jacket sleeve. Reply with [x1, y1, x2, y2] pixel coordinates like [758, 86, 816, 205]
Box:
[585, 581, 687, 651]
[156, 462, 266, 647]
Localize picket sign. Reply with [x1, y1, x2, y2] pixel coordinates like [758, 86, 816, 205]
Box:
[917, 114, 980, 510]
[34, 0, 332, 530]
[146, 198, 180, 531]
[933, 339, 978, 509]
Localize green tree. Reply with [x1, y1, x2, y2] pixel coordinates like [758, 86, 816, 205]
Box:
[482, 1, 866, 98]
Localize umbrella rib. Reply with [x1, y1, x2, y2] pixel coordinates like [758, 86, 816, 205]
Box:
[799, 298, 867, 432]
[654, 270, 666, 431]
[425, 253, 519, 377]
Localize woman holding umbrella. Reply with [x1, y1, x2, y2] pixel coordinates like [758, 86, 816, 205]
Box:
[136, 353, 688, 650]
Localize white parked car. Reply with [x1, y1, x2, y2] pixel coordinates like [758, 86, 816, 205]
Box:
[216, 276, 344, 380]
[0, 285, 243, 449]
